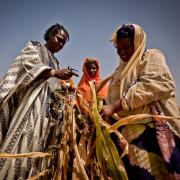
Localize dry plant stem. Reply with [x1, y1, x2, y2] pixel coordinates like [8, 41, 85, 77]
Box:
[0, 152, 51, 159]
[84, 140, 96, 169]
[72, 108, 89, 180]
[27, 169, 51, 180]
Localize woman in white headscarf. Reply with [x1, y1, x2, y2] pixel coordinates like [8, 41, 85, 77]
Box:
[101, 24, 180, 179]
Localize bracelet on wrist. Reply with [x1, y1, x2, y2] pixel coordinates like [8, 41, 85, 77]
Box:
[50, 69, 56, 77]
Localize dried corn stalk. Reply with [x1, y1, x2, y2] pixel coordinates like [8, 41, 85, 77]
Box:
[89, 81, 128, 180]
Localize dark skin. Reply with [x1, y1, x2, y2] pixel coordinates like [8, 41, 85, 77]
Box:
[45, 29, 67, 53]
[86, 62, 98, 78]
[100, 37, 134, 117]
[39, 29, 73, 80]
[116, 38, 134, 62]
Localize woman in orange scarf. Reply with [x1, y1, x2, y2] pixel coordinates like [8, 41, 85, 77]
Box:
[75, 58, 109, 178]
[77, 58, 108, 112]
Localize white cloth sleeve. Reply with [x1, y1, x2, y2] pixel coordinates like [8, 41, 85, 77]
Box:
[121, 50, 175, 110]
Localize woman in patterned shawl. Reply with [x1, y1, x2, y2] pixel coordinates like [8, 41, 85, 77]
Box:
[101, 24, 180, 179]
[0, 23, 74, 179]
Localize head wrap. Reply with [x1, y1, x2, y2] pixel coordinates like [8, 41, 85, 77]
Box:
[77, 58, 108, 103]
[111, 24, 146, 99]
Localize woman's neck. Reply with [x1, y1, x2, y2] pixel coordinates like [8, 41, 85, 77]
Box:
[45, 45, 54, 56]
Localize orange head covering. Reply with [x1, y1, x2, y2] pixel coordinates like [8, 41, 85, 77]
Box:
[77, 58, 108, 103]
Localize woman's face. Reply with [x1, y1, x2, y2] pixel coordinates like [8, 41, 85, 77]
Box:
[116, 38, 134, 62]
[47, 30, 68, 53]
[86, 62, 98, 78]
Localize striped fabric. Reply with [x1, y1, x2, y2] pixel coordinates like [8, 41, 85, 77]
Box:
[0, 42, 64, 179]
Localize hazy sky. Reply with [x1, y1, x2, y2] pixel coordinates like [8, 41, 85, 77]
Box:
[0, 0, 180, 103]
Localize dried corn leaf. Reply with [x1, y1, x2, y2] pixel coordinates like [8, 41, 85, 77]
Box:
[89, 81, 128, 180]
[27, 169, 51, 180]
[110, 114, 180, 131]
[0, 152, 51, 158]
[71, 108, 89, 180]
[99, 119, 129, 158]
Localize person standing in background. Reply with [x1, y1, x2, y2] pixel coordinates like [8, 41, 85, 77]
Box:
[77, 58, 108, 114]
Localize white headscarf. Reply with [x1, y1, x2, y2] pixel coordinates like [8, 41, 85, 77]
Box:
[111, 24, 146, 99]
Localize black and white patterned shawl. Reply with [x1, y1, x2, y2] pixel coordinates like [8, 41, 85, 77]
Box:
[0, 41, 61, 179]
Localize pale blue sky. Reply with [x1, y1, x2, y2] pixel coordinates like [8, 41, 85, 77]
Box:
[0, 0, 180, 103]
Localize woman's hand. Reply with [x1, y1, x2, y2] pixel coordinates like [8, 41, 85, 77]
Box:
[51, 68, 73, 80]
[100, 100, 122, 117]
[100, 104, 115, 117]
